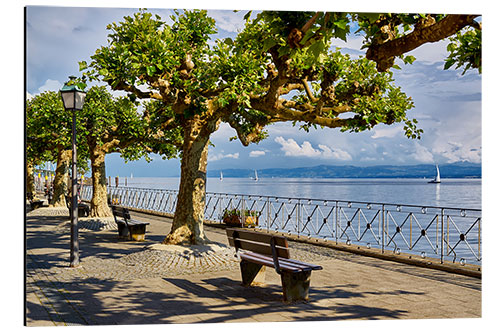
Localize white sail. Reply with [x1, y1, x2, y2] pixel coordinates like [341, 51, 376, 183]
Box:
[428, 164, 441, 183]
[220, 171, 223, 181]
[254, 170, 259, 181]
[435, 164, 441, 182]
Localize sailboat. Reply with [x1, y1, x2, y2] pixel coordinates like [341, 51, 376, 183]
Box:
[428, 164, 441, 183]
[254, 169, 259, 181]
[220, 171, 223, 181]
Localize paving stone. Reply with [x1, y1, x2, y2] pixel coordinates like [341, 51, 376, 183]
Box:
[25, 209, 482, 326]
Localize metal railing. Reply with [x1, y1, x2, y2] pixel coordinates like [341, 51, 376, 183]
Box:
[81, 185, 482, 265]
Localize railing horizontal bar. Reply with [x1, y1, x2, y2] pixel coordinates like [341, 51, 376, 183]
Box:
[81, 185, 481, 263]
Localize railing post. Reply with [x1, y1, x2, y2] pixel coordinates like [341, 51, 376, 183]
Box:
[478, 217, 481, 260]
[297, 200, 300, 237]
[382, 204, 385, 254]
[441, 208, 444, 264]
[335, 201, 339, 244]
[241, 196, 245, 227]
[267, 197, 270, 232]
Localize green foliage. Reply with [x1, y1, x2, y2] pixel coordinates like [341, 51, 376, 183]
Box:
[222, 208, 259, 218]
[81, 85, 157, 162]
[355, 13, 476, 72]
[26, 91, 88, 170]
[142, 99, 183, 159]
[444, 28, 481, 74]
[81, 9, 481, 158]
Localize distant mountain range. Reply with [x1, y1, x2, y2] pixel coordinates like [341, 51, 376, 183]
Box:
[207, 162, 481, 179]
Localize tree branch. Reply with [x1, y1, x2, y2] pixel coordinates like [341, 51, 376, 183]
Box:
[274, 105, 349, 128]
[366, 14, 479, 71]
[301, 79, 318, 102]
[113, 81, 163, 100]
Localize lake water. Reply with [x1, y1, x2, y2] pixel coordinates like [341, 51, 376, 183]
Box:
[122, 177, 481, 209]
[107, 176, 482, 263]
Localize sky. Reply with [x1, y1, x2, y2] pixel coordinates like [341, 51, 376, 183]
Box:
[23, 1, 484, 177]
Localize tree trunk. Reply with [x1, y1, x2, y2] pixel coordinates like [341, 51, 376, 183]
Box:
[163, 117, 219, 245]
[90, 147, 112, 217]
[50, 149, 71, 207]
[26, 162, 37, 200]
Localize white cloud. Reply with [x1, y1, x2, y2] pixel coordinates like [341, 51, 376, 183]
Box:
[275, 137, 352, 161]
[38, 79, 62, 93]
[317, 144, 352, 161]
[411, 142, 434, 163]
[432, 141, 481, 164]
[249, 150, 266, 157]
[275, 137, 320, 157]
[371, 124, 404, 139]
[407, 39, 449, 65]
[208, 152, 240, 162]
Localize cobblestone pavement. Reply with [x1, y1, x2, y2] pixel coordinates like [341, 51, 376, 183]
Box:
[25, 205, 482, 326]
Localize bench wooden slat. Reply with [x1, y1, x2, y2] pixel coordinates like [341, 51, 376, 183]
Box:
[227, 228, 290, 259]
[243, 251, 321, 272]
[227, 237, 290, 258]
[239, 252, 303, 273]
[283, 257, 323, 271]
[226, 228, 288, 248]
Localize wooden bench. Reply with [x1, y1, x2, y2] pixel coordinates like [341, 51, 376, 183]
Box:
[65, 196, 90, 217]
[111, 205, 149, 241]
[29, 199, 44, 209]
[27, 192, 44, 209]
[226, 228, 322, 302]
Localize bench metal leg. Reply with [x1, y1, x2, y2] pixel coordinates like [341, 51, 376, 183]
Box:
[117, 223, 129, 239]
[77, 206, 89, 217]
[240, 260, 266, 286]
[280, 270, 312, 302]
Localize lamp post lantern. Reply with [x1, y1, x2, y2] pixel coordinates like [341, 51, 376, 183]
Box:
[60, 76, 86, 267]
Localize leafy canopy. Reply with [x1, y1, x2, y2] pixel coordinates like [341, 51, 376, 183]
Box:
[80, 10, 481, 152]
[26, 91, 89, 170]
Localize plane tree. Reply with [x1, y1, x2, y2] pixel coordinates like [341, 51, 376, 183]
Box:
[80, 85, 168, 217]
[80, 10, 481, 245]
[26, 91, 89, 207]
[26, 126, 53, 201]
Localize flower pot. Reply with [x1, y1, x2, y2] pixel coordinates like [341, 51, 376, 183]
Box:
[223, 215, 259, 228]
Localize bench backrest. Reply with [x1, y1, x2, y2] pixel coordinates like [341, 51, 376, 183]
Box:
[226, 228, 290, 259]
[111, 205, 131, 221]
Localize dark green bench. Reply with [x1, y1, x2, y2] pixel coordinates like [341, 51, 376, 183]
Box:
[65, 195, 90, 217]
[226, 228, 322, 302]
[29, 199, 44, 209]
[111, 205, 149, 241]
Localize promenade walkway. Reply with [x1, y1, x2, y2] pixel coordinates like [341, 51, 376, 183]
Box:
[25, 204, 481, 326]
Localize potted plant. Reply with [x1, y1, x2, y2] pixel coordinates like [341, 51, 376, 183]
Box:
[222, 208, 259, 227]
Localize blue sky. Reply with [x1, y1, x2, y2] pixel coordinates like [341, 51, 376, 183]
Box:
[24, 1, 483, 177]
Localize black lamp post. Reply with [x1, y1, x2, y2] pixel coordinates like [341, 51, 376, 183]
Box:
[60, 76, 86, 267]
